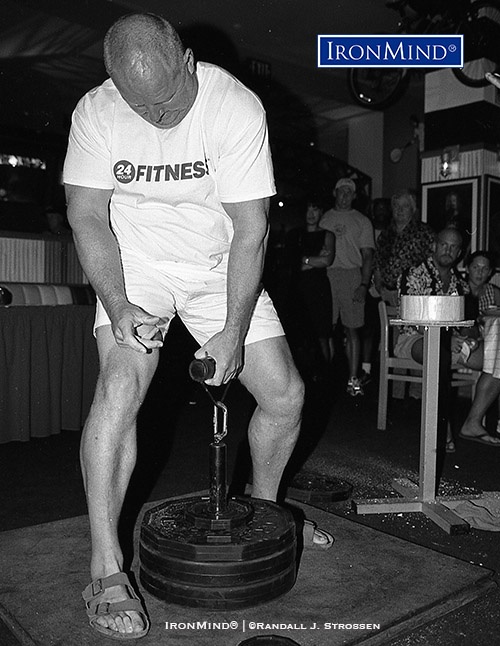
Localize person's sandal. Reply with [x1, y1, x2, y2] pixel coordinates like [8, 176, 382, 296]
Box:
[303, 519, 335, 549]
[82, 572, 150, 640]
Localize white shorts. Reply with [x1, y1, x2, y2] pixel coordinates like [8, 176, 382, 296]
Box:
[94, 257, 284, 346]
[395, 331, 465, 366]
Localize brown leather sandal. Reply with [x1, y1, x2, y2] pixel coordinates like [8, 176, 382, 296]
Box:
[82, 572, 150, 640]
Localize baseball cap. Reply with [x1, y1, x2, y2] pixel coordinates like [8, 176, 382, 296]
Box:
[335, 177, 356, 192]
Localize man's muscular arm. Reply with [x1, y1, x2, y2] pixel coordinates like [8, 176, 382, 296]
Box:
[65, 183, 166, 352]
[195, 197, 269, 384]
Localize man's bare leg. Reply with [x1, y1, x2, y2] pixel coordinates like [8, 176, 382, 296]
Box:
[239, 336, 330, 545]
[238, 336, 304, 502]
[81, 325, 158, 636]
[240, 336, 331, 546]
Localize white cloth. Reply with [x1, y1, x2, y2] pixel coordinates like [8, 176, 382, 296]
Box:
[452, 492, 500, 531]
[63, 62, 276, 272]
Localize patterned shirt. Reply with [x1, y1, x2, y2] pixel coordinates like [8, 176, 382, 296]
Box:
[374, 220, 435, 290]
[479, 283, 500, 315]
[397, 255, 469, 335]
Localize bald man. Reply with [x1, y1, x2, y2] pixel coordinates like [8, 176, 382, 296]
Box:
[63, 13, 322, 640]
[395, 227, 467, 364]
[395, 227, 468, 472]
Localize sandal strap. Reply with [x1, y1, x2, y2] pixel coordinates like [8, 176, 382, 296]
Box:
[82, 572, 145, 621]
[92, 598, 145, 617]
[82, 572, 150, 639]
[82, 572, 134, 603]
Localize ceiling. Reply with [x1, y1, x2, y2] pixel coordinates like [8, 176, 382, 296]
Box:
[0, 0, 403, 141]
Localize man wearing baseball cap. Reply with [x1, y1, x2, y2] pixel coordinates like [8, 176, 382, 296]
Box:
[320, 178, 375, 396]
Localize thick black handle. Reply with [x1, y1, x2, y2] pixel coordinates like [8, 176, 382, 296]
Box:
[189, 356, 216, 382]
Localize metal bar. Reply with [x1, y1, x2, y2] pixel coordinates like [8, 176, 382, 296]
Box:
[209, 442, 227, 516]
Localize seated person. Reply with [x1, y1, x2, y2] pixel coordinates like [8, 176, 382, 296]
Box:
[374, 189, 434, 307]
[470, 250, 500, 312]
[450, 251, 500, 371]
[395, 227, 467, 457]
[458, 251, 500, 446]
[395, 227, 467, 363]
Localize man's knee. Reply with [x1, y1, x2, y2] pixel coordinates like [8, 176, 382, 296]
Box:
[267, 367, 304, 422]
[247, 363, 304, 420]
[242, 337, 304, 416]
[96, 359, 152, 410]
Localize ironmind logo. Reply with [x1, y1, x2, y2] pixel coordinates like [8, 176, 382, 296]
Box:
[113, 160, 209, 184]
[317, 35, 463, 68]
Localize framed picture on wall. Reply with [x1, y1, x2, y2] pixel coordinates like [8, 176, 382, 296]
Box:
[422, 177, 480, 257]
[485, 176, 500, 266]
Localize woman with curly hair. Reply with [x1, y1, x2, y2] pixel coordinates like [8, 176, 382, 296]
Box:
[373, 189, 435, 306]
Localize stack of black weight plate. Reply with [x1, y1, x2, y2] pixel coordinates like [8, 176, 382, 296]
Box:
[140, 495, 297, 609]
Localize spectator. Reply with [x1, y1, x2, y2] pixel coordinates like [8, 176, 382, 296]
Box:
[285, 197, 335, 377]
[450, 251, 500, 372]
[374, 189, 435, 307]
[320, 177, 375, 396]
[458, 251, 500, 446]
[43, 205, 72, 238]
[468, 250, 500, 313]
[396, 227, 468, 463]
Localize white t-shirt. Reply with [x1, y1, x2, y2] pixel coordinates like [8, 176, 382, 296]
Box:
[63, 62, 276, 271]
[320, 208, 375, 270]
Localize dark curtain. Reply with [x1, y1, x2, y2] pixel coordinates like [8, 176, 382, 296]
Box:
[0, 305, 98, 442]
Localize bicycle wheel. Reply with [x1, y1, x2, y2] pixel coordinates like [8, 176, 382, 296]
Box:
[453, 0, 500, 87]
[348, 67, 410, 109]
